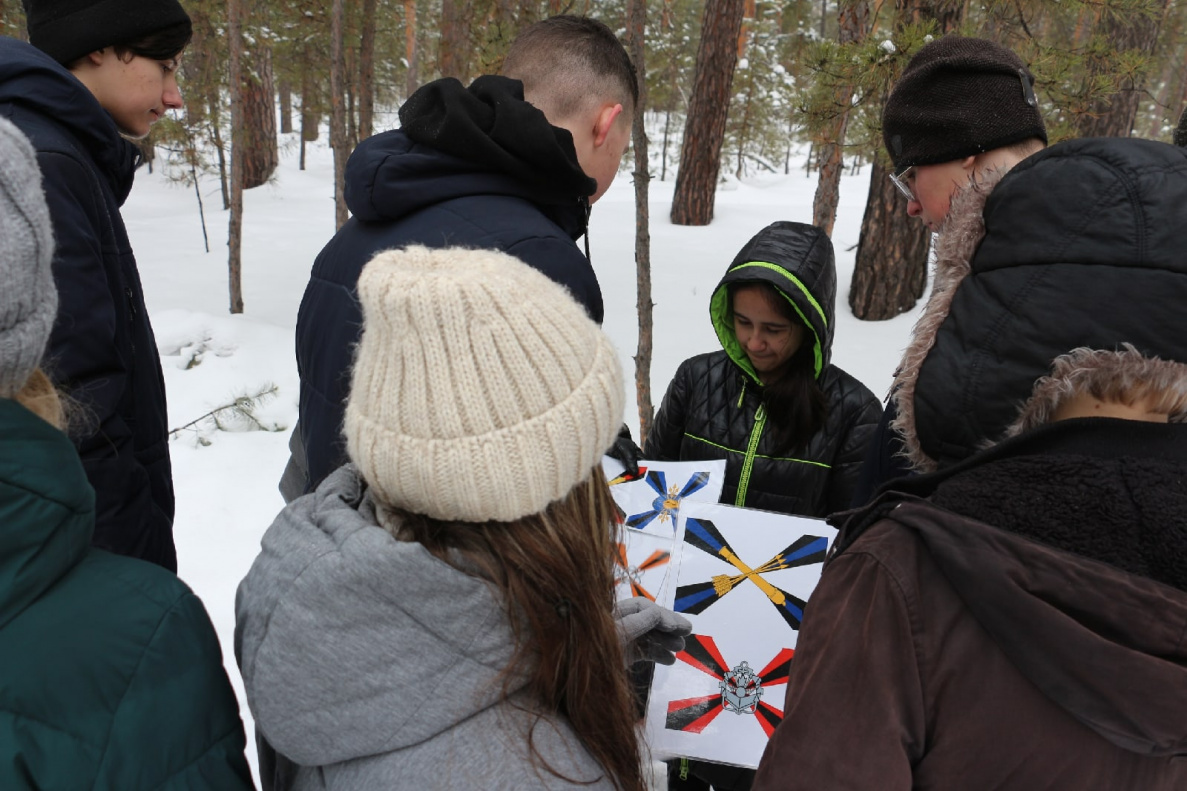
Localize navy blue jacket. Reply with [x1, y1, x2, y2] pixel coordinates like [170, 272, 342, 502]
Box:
[290, 77, 601, 495]
[0, 38, 175, 571]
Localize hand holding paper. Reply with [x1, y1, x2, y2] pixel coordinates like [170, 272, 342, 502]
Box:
[615, 596, 692, 665]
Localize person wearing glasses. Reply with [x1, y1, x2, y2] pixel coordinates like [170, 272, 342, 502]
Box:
[851, 35, 1047, 506]
[754, 133, 1187, 791]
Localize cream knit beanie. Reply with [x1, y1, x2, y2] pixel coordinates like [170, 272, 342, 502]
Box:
[345, 246, 624, 522]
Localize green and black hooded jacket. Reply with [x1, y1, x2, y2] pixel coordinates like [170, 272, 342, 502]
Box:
[644, 221, 880, 517]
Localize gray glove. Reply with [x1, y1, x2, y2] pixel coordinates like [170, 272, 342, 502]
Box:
[615, 597, 692, 665]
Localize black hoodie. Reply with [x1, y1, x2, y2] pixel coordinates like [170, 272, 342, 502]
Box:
[293, 76, 602, 494]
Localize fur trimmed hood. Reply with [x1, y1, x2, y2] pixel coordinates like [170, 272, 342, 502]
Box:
[891, 166, 1002, 471]
[891, 137, 1187, 472]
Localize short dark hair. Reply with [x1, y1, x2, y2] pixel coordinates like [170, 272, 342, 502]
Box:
[501, 15, 638, 121]
[111, 20, 193, 62]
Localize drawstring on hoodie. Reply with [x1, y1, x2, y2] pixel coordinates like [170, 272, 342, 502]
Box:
[581, 196, 591, 262]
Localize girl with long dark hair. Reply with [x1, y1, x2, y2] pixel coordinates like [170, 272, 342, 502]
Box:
[237, 247, 688, 791]
[646, 221, 881, 518]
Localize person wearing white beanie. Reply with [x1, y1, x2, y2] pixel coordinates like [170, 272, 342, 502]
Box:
[237, 247, 690, 791]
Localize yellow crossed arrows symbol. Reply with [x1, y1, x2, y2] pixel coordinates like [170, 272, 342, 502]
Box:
[711, 546, 791, 607]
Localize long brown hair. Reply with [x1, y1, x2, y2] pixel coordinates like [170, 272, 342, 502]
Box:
[383, 467, 644, 791]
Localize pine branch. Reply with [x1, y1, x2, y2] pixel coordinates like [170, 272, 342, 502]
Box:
[169, 383, 282, 439]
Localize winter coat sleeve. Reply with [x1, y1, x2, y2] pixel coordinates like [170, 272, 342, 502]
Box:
[37, 151, 175, 568]
[295, 268, 364, 495]
[98, 589, 255, 790]
[850, 399, 915, 508]
[825, 383, 882, 515]
[643, 360, 693, 460]
[752, 548, 925, 790]
[505, 236, 604, 323]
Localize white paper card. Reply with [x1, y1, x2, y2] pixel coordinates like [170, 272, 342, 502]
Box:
[644, 500, 838, 769]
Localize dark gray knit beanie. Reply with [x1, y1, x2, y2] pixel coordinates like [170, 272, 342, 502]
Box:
[883, 35, 1048, 170]
[23, 0, 191, 66]
[0, 117, 57, 399]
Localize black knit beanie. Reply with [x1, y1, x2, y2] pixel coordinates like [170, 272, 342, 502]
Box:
[23, 0, 191, 66]
[882, 35, 1047, 170]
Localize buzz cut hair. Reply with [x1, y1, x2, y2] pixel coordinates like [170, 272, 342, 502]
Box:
[501, 15, 638, 124]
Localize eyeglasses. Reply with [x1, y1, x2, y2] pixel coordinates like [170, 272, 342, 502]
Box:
[888, 165, 916, 202]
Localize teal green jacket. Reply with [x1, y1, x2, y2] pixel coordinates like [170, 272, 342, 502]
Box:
[0, 399, 254, 790]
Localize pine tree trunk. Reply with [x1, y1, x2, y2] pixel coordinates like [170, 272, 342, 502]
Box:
[228, 0, 245, 315]
[359, 0, 377, 139]
[439, 0, 471, 81]
[278, 79, 293, 135]
[849, 160, 929, 320]
[404, 0, 419, 98]
[627, 0, 655, 442]
[330, 0, 350, 229]
[671, 0, 747, 226]
[211, 118, 229, 210]
[1077, 0, 1170, 138]
[812, 0, 870, 236]
[241, 44, 278, 189]
[848, 0, 962, 320]
[300, 66, 319, 143]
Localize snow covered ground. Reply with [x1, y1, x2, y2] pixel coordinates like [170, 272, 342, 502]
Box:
[123, 132, 924, 783]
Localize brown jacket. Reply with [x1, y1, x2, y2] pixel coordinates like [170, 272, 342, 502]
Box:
[753, 419, 1187, 790]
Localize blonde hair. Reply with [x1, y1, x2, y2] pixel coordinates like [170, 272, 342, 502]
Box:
[1006, 345, 1187, 437]
[14, 368, 64, 429]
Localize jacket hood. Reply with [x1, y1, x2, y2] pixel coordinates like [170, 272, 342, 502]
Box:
[892, 137, 1187, 471]
[709, 221, 836, 384]
[234, 465, 522, 767]
[834, 418, 1187, 757]
[345, 76, 592, 239]
[0, 399, 94, 630]
[0, 36, 139, 203]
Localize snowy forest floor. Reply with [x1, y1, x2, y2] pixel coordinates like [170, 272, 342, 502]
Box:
[124, 132, 925, 784]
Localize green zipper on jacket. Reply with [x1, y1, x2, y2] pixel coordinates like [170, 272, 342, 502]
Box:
[735, 402, 768, 507]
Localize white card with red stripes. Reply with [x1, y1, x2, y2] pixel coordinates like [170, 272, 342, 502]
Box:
[644, 500, 837, 768]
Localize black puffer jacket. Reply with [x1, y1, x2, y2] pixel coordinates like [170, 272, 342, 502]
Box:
[645, 222, 880, 517]
[897, 137, 1187, 470]
[0, 37, 175, 570]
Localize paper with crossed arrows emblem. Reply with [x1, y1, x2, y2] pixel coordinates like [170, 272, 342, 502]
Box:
[614, 532, 672, 602]
[644, 501, 837, 769]
[674, 518, 829, 629]
[602, 457, 726, 538]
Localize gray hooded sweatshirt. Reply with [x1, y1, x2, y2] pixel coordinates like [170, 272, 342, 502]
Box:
[235, 466, 617, 790]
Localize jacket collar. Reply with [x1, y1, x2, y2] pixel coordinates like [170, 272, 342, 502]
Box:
[0, 399, 94, 629]
[888, 166, 1007, 472]
[0, 37, 139, 204]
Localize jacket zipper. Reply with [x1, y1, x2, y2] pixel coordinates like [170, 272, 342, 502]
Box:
[125, 287, 137, 354]
[735, 402, 767, 507]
